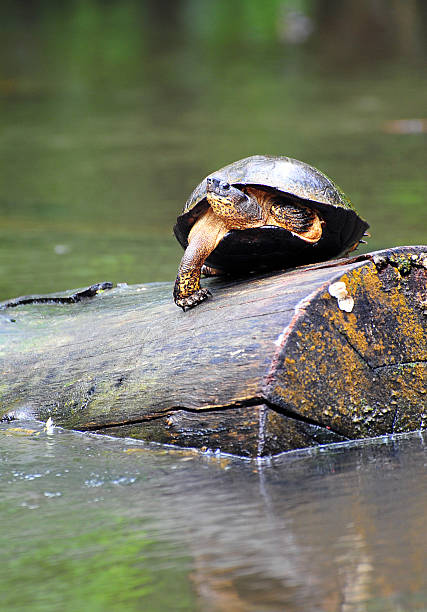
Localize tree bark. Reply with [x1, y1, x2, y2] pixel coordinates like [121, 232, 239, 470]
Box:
[1, 246, 426, 457]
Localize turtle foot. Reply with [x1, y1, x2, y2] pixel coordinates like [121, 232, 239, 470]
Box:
[175, 288, 211, 311]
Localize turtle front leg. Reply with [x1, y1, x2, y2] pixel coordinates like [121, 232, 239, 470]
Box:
[173, 249, 211, 311]
[173, 212, 227, 311]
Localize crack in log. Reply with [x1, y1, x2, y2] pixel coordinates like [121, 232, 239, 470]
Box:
[262, 399, 350, 440]
[237, 308, 295, 321]
[373, 359, 427, 371]
[331, 321, 427, 372]
[304, 253, 371, 272]
[79, 397, 265, 429]
[78, 395, 349, 441]
[332, 325, 374, 370]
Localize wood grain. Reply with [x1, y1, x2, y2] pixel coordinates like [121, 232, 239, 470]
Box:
[1, 246, 425, 456]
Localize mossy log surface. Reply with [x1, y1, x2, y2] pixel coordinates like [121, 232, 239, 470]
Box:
[1, 245, 426, 457]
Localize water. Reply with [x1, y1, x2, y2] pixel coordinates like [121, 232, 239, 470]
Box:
[0, 1, 426, 300]
[1, 3, 426, 610]
[1, 420, 427, 611]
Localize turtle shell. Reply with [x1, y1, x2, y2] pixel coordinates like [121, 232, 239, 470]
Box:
[174, 155, 369, 273]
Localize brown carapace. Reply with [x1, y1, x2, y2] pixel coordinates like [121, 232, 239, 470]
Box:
[173, 156, 369, 310]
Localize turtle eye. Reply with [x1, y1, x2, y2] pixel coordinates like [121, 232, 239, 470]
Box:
[222, 182, 230, 190]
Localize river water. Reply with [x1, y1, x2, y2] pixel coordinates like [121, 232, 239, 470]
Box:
[0, 1, 426, 300]
[1, 2, 426, 610]
[1, 421, 427, 611]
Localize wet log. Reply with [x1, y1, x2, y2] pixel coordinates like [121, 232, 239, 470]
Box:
[1, 245, 426, 457]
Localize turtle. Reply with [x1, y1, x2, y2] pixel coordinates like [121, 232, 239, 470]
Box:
[173, 155, 369, 310]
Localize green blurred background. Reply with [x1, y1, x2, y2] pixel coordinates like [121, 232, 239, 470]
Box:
[0, 0, 426, 300]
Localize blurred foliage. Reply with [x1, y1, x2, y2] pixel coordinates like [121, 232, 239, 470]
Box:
[0, 0, 426, 298]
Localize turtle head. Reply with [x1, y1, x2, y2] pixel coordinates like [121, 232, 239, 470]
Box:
[206, 177, 245, 202]
[206, 177, 263, 225]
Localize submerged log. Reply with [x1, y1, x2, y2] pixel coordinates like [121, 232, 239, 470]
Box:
[1, 245, 426, 457]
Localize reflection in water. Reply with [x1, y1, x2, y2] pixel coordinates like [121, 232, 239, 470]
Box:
[1, 421, 427, 611]
[0, 5, 426, 610]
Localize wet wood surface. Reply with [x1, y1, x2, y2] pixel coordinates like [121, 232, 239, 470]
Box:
[1, 245, 426, 457]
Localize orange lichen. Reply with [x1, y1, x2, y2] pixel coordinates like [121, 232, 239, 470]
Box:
[267, 258, 426, 438]
[323, 263, 426, 366]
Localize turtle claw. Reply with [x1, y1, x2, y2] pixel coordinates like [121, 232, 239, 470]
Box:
[175, 288, 211, 311]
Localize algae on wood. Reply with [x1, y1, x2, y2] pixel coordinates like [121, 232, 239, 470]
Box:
[1, 246, 426, 457]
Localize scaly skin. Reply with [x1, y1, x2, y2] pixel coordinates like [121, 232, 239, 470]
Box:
[173, 180, 323, 310]
[173, 211, 229, 310]
[268, 201, 323, 242]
